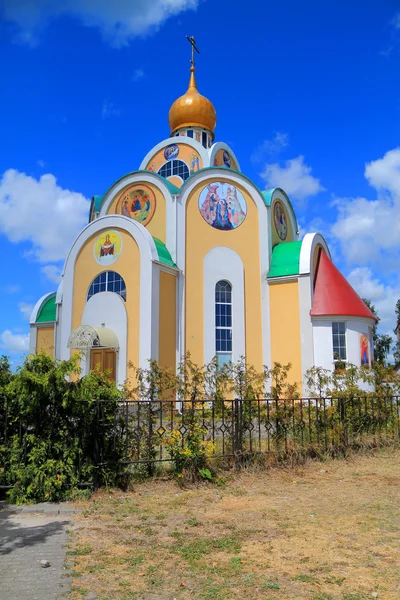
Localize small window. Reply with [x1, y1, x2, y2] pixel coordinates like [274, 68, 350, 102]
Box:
[202, 131, 207, 148]
[158, 159, 189, 181]
[332, 322, 346, 360]
[187, 129, 194, 138]
[215, 280, 232, 365]
[87, 271, 126, 302]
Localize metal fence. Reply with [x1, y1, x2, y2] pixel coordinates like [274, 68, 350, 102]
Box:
[95, 395, 400, 468]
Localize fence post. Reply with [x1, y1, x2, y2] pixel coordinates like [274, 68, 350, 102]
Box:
[93, 399, 100, 489]
[234, 398, 243, 464]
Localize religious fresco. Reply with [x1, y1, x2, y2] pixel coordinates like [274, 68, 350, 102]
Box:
[198, 182, 246, 231]
[145, 143, 202, 175]
[190, 152, 200, 175]
[116, 184, 156, 226]
[164, 144, 179, 160]
[273, 201, 287, 241]
[94, 230, 122, 266]
[360, 334, 370, 366]
[213, 148, 237, 170]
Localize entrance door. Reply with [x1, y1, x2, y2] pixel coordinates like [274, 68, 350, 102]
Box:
[90, 348, 116, 382]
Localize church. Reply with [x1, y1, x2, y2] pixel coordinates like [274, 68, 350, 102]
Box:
[29, 41, 376, 390]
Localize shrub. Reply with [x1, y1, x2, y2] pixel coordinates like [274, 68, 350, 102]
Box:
[0, 353, 125, 503]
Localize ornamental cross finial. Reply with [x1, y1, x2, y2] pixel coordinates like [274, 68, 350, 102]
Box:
[186, 35, 200, 68]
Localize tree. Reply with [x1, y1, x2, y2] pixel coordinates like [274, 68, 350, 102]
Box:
[394, 299, 400, 365]
[362, 299, 393, 365]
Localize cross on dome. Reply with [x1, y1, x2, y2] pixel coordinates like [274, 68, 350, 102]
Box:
[168, 35, 217, 139]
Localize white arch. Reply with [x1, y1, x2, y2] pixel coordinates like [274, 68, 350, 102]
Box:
[56, 279, 63, 304]
[209, 142, 241, 172]
[204, 247, 245, 364]
[269, 188, 298, 243]
[29, 291, 55, 324]
[59, 215, 157, 369]
[97, 171, 177, 261]
[177, 168, 271, 368]
[139, 136, 209, 171]
[80, 292, 128, 386]
[299, 232, 331, 279]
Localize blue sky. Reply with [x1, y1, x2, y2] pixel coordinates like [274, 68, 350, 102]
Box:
[1, 0, 400, 363]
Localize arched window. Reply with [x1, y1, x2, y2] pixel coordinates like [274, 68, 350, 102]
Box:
[87, 271, 126, 302]
[215, 280, 232, 366]
[158, 159, 190, 181]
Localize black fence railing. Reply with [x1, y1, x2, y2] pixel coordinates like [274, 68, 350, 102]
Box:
[1, 396, 399, 491]
[95, 395, 400, 468]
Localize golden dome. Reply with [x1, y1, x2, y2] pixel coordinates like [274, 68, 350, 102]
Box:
[168, 67, 217, 137]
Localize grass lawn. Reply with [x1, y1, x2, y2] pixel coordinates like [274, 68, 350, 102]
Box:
[68, 448, 400, 599]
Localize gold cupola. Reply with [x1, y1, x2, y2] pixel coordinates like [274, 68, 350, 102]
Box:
[168, 66, 217, 139]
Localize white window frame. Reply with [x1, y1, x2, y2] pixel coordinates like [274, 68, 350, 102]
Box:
[332, 321, 347, 362]
[215, 280, 233, 365]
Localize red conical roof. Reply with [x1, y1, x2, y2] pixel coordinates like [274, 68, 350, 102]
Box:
[310, 251, 376, 320]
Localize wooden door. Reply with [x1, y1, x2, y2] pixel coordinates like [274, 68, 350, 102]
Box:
[90, 349, 116, 382]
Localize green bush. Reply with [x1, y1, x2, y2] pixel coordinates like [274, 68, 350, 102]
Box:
[0, 353, 125, 503]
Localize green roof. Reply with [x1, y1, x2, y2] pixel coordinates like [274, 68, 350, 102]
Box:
[152, 237, 177, 268]
[36, 293, 57, 323]
[261, 188, 278, 207]
[93, 195, 104, 212]
[267, 241, 303, 278]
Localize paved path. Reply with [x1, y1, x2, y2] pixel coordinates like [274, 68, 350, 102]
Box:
[0, 502, 80, 600]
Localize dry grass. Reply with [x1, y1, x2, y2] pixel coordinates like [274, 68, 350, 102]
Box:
[68, 448, 400, 599]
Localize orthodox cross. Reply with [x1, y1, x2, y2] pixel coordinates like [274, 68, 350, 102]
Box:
[186, 35, 200, 67]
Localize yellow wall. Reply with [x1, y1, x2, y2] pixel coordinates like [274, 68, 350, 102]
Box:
[145, 143, 202, 178]
[271, 199, 294, 248]
[158, 271, 176, 372]
[72, 228, 140, 382]
[185, 178, 263, 370]
[36, 326, 54, 356]
[269, 280, 302, 388]
[107, 181, 166, 244]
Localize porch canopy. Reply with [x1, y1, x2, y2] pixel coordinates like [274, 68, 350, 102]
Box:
[67, 324, 119, 350]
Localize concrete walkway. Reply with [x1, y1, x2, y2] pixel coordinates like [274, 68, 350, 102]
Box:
[0, 502, 80, 600]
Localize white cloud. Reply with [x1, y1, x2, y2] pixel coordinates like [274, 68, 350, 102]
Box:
[101, 100, 121, 119]
[4, 284, 21, 294]
[331, 148, 400, 265]
[0, 169, 89, 263]
[132, 68, 144, 82]
[392, 12, 400, 30]
[19, 302, 34, 321]
[1, 0, 199, 47]
[260, 155, 325, 201]
[364, 147, 400, 196]
[0, 330, 29, 354]
[347, 267, 399, 333]
[37, 159, 45, 168]
[251, 132, 289, 163]
[41, 264, 62, 284]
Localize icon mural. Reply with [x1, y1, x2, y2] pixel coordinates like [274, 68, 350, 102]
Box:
[274, 201, 287, 241]
[190, 153, 200, 174]
[116, 184, 156, 226]
[223, 150, 231, 168]
[199, 182, 246, 230]
[213, 148, 237, 169]
[164, 144, 179, 160]
[94, 230, 122, 266]
[360, 334, 369, 366]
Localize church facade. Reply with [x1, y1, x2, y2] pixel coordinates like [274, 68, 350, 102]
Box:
[29, 61, 376, 390]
